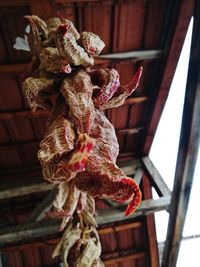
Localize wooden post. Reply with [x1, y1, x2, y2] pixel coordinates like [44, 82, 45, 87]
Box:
[162, 1, 200, 266]
[142, 175, 160, 267]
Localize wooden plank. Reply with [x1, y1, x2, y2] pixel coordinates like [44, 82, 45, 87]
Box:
[97, 196, 171, 225]
[141, 156, 171, 197]
[133, 168, 143, 185]
[98, 221, 142, 235]
[0, 110, 50, 120]
[0, 0, 28, 7]
[0, 179, 53, 200]
[0, 50, 161, 74]
[0, 196, 170, 248]
[142, 0, 195, 154]
[0, 219, 61, 248]
[161, 1, 200, 266]
[0, 160, 139, 199]
[142, 174, 160, 267]
[98, 49, 162, 61]
[103, 251, 146, 264]
[0, 63, 31, 73]
[26, 187, 58, 223]
[117, 127, 143, 135]
[104, 169, 143, 207]
[0, 97, 147, 121]
[123, 96, 148, 105]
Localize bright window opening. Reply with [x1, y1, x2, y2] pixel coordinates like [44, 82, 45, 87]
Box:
[149, 17, 200, 266]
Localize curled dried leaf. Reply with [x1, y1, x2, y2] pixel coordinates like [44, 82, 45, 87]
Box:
[75, 238, 101, 267]
[56, 24, 94, 67]
[53, 222, 81, 267]
[80, 31, 105, 56]
[40, 47, 71, 74]
[38, 115, 75, 165]
[53, 182, 70, 210]
[23, 77, 55, 110]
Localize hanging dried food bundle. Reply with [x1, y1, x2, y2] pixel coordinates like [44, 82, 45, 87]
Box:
[17, 14, 143, 267]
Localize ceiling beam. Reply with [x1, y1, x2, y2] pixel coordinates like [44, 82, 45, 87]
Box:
[0, 50, 161, 74]
[0, 109, 50, 120]
[0, 96, 147, 121]
[97, 49, 163, 63]
[26, 187, 58, 223]
[0, 195, 170, 248]
[0, 159, 139, 200]
[0, 179, 54, 200]
[161, 1, 200, 266]
[142, 174, 160, 267]
[102, 250, 146, 265]
[141, 156, 171, 197]
[96, 195, 170, 225]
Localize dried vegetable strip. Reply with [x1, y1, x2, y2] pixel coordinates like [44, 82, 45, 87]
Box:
[16, 14, 144, 267]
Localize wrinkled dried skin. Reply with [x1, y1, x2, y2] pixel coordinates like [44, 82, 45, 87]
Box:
[38, 115, 76, 182]
[46, 17, 61, 30]
[38, 115, 75, 164]
[92, 68, 120, 109]
[75, 227, 102, 267]
[75, 155, 141, 216]
[61, 69, 96, 134]
[62, 181, 80, 215]
[53, 222, 82, 267]
[40, 47, 71, 73]
[77, 192, 87, 213]
[45, 17, 61, 46]
[68, 133, 95, 172]
[86, 195, 96, 215]
[80, 31, 105, 56]
[59, 184, 80, 231]
[58, 16, 80, 40]
[99, 66, 143, 110]
[89, 108, 119, 162]
[29, 15, 48, 39]
[47, 181, 81, 230]
[53, 182, 70, 210]
[23, 77, 55, 110]
[56, 25, 94, 67]
[67, 240, 82, 267]
[25, 15, 48, 57]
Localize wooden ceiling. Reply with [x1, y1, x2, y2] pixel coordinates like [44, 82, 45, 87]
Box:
[0, 0, 197, 267]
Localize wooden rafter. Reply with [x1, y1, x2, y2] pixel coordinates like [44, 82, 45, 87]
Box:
[141, 156, 171, 197]
[0, 160, 139, 199]
[26, 186, 58, 223]
[0, 50, 161, 74]
[162, 1, 200, 266]
[142, 175, 160, 267]
[0, 195, 170, 248]
[0, 97, 147, 121]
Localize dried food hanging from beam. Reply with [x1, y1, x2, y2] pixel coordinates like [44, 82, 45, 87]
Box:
[15, 14, 143, 267]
